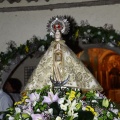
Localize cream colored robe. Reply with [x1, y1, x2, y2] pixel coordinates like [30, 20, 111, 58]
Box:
[24, 40, 103, 91]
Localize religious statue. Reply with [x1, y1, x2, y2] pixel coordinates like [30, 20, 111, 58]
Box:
[24, 17, 103, 92]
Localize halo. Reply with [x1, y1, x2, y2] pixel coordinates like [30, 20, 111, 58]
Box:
[47, 16, 70, 35]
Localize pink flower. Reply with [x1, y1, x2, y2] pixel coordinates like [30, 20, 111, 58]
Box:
[42, 92, 59, 105]
[29, 92, 40, 102]
[23, 105, 33, 115]
[31, 114, 44, 120]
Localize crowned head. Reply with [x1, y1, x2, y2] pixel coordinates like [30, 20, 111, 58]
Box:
[47, 16, 70, 38]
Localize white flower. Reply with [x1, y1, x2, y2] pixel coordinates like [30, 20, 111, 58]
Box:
[38, 45, 45, 52]
[20, 55, 24, 59]
[93, 116, 98, 120]
[84, 32, 87, 35]
[92, 100, 98, 103]
[26, 119, 29, 120]
[110, 103, 113, 107]
[60, 104, 68, 111]
[66, 100, 78, 119]
[15, 107, 21, 113]
[74, 112, 78, 118]
[55, 116, 62, 120]
[82, 107, 86, 111]
[33, 101, 37, 106]
[58, 98, 65, 104]
[95, 93, 99, 97]
[109, 36, 114, 39]
[87, 29, 91, 33]
[36, 109, 40, 112]
[68, 99, 77, 111]
[44, 108, 53, 115]
[50, 32, 54, 36]
[8, 116, 14, 120]
[48, 108, 53, 115]
[107, 111, 110, 117]
[111, 109, 118, 114]
[113, 39, 116, 43]
[97, 31, 101, 35]
[68, 109, 78, 119]
[107, 42, 114, 47]
[116, 30, 120, 34]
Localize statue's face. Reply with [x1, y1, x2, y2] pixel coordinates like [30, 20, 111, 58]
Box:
[55, 30, 61, 40]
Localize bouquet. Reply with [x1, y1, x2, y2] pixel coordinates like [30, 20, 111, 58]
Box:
[2, 85, 120, 120]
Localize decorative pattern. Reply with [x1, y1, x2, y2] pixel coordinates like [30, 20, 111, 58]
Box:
[24, 40, 103, 91]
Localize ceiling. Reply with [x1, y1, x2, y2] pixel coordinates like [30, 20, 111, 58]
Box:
[0, 0, 120, 12]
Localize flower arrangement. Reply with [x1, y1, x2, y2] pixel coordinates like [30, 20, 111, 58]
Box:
[2, 85, 120, 120]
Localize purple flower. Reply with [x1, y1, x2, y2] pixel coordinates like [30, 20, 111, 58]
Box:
[31, 114, 44, 120]
[23, 105, 33, 115]
[42, 92, 59, 105]
[29, 92, 40, 102]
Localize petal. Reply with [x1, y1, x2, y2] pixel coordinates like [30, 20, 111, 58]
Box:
[53, 93, 59, 102]
[42, 96, 52, 104]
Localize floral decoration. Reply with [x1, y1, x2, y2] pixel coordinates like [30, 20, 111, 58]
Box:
[1, 85, 120, 120]
[73, 20, 120, 47]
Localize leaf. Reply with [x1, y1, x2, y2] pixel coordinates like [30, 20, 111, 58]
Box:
[14, 113, 20, 120]
[22, 113, 30, 119]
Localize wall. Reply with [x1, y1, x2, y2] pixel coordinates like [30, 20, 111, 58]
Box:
[0, 1, 120, 52]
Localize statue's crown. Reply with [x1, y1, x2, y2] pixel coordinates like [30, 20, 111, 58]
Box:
[47, 16, 70, 36]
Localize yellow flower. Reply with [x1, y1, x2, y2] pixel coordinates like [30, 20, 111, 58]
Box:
[21, 95, 28, 103]
[66, 90, 76, 101]
[23, 96, 28, 99]
[14, 101, 23, 106]
[21, 91, 27, 97]
[75, 29, 79, 39]
[117, 41, 120, 46]
[86, 106, 92, 111]
[118, 112, 120, 118]
[25, 46, 29, 52]
[93, 111, 97, 116]
[86, 106, 97, 116]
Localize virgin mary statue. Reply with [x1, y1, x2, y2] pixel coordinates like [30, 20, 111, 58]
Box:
[24, 17, 103, 92]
